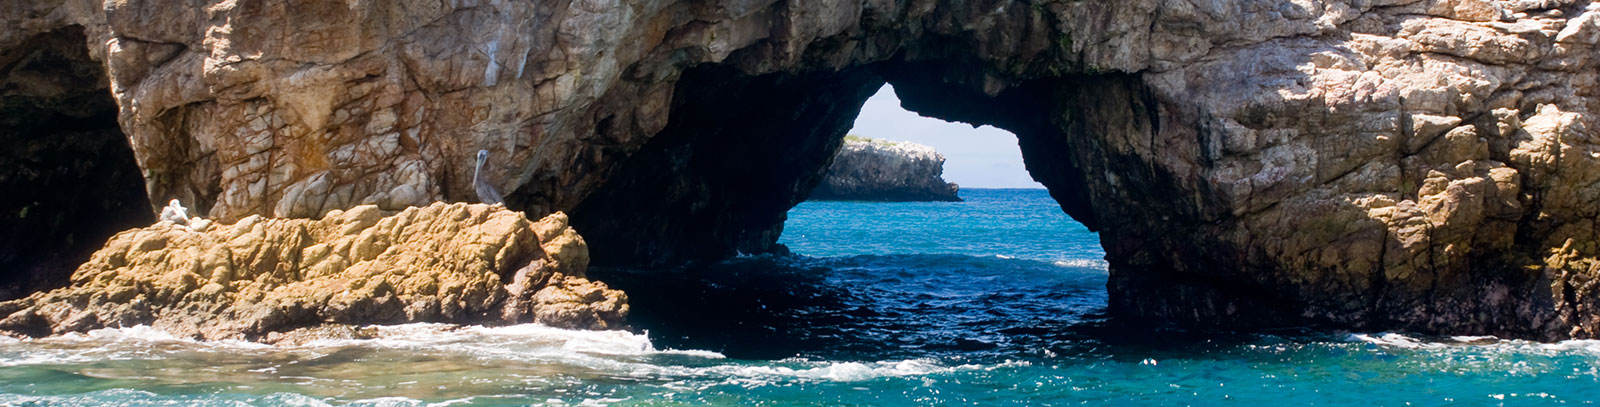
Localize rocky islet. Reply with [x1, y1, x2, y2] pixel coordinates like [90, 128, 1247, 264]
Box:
[810, 136, 962, 202]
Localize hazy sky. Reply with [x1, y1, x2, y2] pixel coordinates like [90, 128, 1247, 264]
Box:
[846, 84, 1045, 189]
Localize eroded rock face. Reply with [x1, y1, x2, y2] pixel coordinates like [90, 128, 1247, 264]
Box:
[0, 203, 627, 340]
[810, 136, 961, 202]
[4, 0, 1600, 338]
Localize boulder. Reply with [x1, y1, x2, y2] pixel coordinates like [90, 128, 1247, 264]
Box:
[0, 203, 627, 340]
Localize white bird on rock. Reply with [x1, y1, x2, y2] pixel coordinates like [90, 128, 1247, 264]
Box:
[158, 199, 212, 232]
[159, 199, 190, 226]
[474, 149, 505, 205]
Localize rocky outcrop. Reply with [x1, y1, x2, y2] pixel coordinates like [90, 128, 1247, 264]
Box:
[4, 0, 1600, 338]
[809, 136, 961, 202]
[0, 203, 627, 340]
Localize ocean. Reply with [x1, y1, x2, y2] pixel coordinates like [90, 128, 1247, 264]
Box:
[2, 188, 1599, 405]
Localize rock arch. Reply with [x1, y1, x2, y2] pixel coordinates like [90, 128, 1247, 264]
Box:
[3, 0, 1599, 338]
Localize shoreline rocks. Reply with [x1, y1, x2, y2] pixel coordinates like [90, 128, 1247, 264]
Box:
[0, 203, 627, 341]
[809, 136, 961, 202]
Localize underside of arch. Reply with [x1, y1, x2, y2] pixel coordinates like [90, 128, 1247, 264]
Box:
[570, 64, 883, 267]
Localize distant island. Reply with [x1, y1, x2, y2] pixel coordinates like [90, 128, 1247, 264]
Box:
[809, 136, 961, 202]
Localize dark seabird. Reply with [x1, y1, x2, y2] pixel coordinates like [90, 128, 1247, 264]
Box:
[474, 149, 505, 205]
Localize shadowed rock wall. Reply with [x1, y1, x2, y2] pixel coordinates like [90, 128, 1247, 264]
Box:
[4, 0, 1600, 338]
[568, 65, 881, 267]
[0, 26, 151, 301]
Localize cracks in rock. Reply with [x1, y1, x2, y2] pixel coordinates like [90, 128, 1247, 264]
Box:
[1396, 97, 1418, 201]
[1511, 130, 1557, 251]
[111, 36, 190, 75]
[1422, 216, 1443, 326]
[395, 56, 437, 104]
[1368, 221, 1392, 330]
[1560, 266, 1580, 333]
[1319, 155, 1379, 189]
[1233, 194, 1283, 219]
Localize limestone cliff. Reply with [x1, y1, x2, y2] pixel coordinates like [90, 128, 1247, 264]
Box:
[4, 0, 1600, 338]
[0, 203, 627, 340]
[810, 136, 961, 202]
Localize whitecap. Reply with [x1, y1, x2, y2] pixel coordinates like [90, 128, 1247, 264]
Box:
[259, 392, 337, 406]
[0, 325, 230, 367]
[1340, 332, 1600, 356]
[687, 358, 1030, 384]
[328, 323, 725, 359]
[66, 325, 187, 343]
[345, 396, 426, 407]
[1052, 259, 1108, 269]
[0, 323, 725, 370]
[426, 397, 479, 406]
[1342, 332, 1440, 349]
[0, 322, 1032, 404]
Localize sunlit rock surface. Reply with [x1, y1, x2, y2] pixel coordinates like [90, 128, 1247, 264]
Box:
[810, 136, 960, 202]
[0, 203, 627, 340]
[2, 0, 1600, 338]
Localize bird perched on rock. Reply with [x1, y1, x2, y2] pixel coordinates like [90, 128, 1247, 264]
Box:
[159, 199, 190, 226]
[474, 149, 505, 205]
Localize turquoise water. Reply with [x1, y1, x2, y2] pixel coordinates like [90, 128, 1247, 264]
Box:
[4, 189, 1600, 405]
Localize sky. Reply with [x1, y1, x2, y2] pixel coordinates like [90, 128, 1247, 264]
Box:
[846, 84, 1045, 189]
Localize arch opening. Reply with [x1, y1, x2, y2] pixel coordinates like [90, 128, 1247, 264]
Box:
[567, 57, 1309, 333]
[580, 74, 1118, 358]
[787, 82, 1097, 258]
[567, 59, 1119, 268]
[564, 59, 1128, 263]
[804, 82, 1041, 203]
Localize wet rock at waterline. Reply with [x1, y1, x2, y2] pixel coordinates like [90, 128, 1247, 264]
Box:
[809, 136, 961, 202]
[3, 0, 1600, 338]
[0, 203, 628, 340]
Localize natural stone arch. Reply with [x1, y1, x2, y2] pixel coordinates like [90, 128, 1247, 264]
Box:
[2, 0, 1599, 338]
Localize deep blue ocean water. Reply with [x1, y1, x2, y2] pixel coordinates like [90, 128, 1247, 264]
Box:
[3, 188, 1599, 405]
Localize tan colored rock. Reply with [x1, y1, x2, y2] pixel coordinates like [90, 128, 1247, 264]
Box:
[3, 0, 1600, 339]
[0, 203, 627, 340]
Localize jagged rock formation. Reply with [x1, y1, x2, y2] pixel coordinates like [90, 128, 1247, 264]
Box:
[810, 136, 961, 202]
[0, 203, 627, 340]
[4, 0, 1600, 338]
